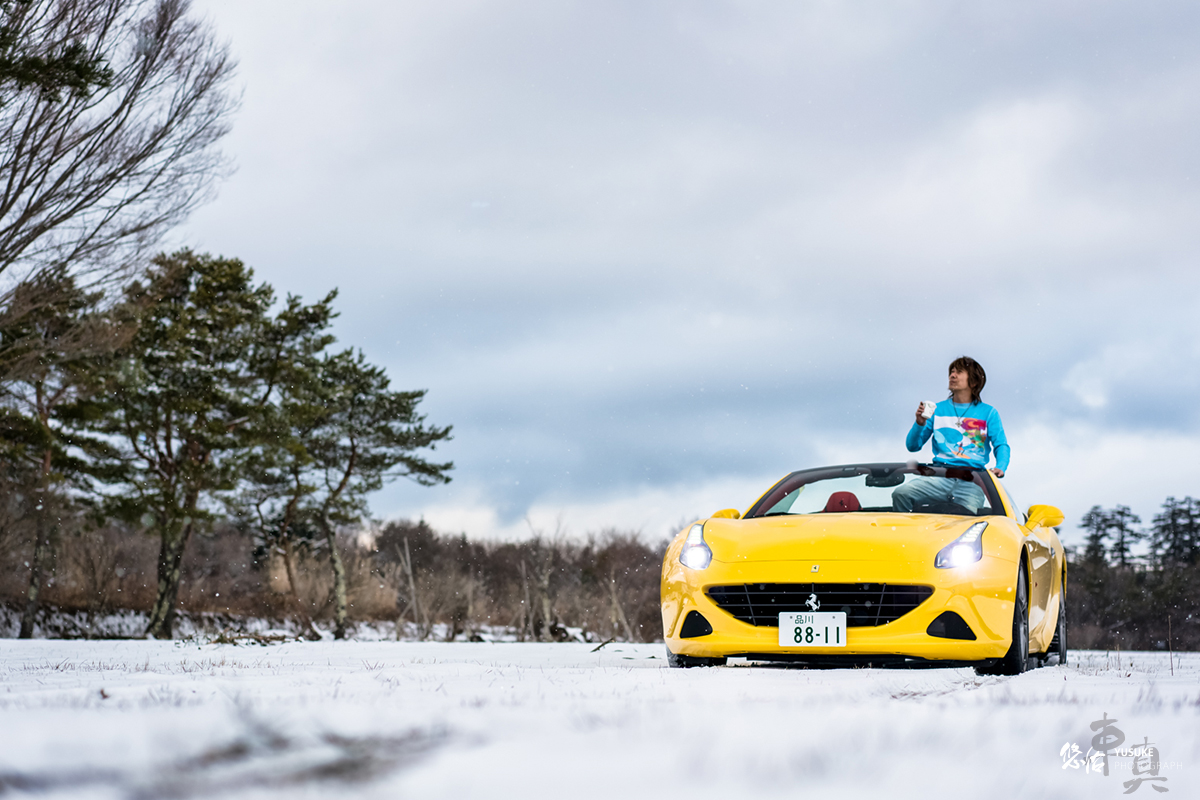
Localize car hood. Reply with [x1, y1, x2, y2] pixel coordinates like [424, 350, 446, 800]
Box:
[703, 513, 980, 564]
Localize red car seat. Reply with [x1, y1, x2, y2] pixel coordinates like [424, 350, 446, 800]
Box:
[823, 491, 861, 513]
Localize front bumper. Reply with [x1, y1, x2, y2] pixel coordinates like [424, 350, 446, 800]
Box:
[662, 556, 1018, 663]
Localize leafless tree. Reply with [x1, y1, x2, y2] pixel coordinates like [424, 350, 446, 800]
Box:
[517, 558, 532, 641]
[0, 0, 237, 285]
[64, 526, 121, 611]
[394, 536, 432, 639]
[607, 565, 635, 641]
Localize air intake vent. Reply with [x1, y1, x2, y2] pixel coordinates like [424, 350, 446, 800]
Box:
[926, 611, 976, 640]
[707, 583, 933, 628]
[679, 611, 713, 638]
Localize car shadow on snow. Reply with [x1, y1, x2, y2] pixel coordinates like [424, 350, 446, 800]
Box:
[723, 655, 987, 670]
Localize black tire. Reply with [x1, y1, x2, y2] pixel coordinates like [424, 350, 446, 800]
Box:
[1048, 580, 1068, 666]
[975, 562, 1029, 677]
[666, 646, 727, 668]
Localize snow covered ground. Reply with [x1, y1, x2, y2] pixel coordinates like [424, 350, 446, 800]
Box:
[0, 641, 1196, 799]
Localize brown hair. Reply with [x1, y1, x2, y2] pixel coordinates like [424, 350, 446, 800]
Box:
[949, 356, 986, 404]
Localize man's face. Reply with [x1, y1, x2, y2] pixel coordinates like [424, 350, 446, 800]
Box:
[948, 367, 970, 393]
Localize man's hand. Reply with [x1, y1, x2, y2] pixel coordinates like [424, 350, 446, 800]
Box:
[989, 468, 1005, 478]
[915, 403, 930, 426]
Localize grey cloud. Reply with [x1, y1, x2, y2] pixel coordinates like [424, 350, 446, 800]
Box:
[184, 0, 1200, 535]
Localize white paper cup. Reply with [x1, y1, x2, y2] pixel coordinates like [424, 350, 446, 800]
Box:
[919, 400, 937, 419]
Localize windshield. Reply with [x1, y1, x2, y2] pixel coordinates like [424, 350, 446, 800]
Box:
[744, 463, 1004, 518]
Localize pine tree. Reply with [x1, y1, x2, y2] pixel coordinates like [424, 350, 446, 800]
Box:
[1106, 506, 1143, 568]
[239, 292, 339, 639]
[293, 349, 452, 639]
[0, 267, 124, 636]
[1080, 505, 1111, 565]
[1150, 497, 1200, 567]
[0, 0, 113, 103]
[1080, 505, 1143, 568]
[240, 299, 453, 639]
[84, 250, 273, 638]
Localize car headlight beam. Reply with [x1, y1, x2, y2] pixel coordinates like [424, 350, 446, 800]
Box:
[679, 523, 712, 570]
[935, 521, 988, 569]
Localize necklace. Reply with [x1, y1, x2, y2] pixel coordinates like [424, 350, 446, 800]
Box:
[948, 394, 974, 428]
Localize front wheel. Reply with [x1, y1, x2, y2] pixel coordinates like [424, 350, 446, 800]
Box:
[666, 646, 727, 668]
[976, 563, 1029, 676]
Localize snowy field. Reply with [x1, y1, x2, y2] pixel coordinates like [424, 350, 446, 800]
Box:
[0, 641, 1196, 799]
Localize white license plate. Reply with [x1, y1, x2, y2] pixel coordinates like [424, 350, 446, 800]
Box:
[778, 612, 847, 647]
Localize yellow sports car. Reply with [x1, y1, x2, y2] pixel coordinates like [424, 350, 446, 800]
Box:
[661, 462, 1066, 674]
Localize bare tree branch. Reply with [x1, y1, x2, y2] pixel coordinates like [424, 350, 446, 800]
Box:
[0, 0, 237, 287]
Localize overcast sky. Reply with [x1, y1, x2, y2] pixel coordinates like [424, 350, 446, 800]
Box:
[181, 0, 1200, 546]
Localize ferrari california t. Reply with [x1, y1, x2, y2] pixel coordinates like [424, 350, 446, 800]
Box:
[661, 462, 1066, 674]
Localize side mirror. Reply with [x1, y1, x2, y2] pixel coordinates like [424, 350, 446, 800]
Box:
[1026, 504, 1064, 529]
[711, 508, 741, 520]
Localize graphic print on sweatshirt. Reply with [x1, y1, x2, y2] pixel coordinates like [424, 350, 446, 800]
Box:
[932, 416, 988, 462]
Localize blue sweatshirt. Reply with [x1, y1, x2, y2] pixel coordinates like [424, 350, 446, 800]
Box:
[906, 399, 1010, 472]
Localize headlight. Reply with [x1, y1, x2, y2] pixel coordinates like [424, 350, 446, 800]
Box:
[679, 523, 712, 570]
[935, 521, 987, 569]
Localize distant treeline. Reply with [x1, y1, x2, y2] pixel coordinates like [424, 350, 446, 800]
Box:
[1067, 498, 1200, 651]
[3, 480, 1198, 649]
[0, 516, 666, 642]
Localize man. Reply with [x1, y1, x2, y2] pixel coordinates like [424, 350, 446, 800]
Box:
[892, 356, 1010, 514]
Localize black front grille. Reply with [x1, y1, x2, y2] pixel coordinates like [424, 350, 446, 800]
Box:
[707, 583, 934, 628]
